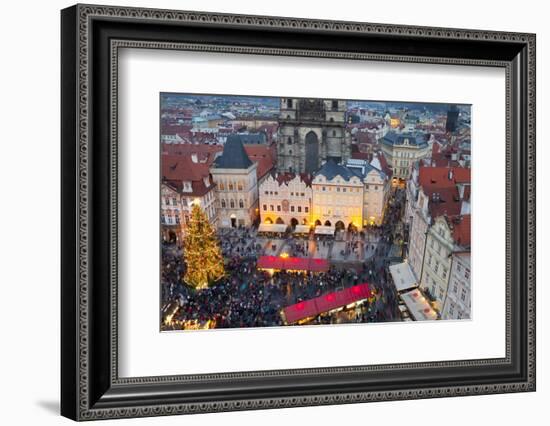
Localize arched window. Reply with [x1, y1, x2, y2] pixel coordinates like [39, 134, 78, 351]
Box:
[228, 182, 234, 190]
[239, 199, 244, 208]
[230, 200, 235, 208]
[218, 182, 224, 191]
[221, 199, 226, 208]
[329, 117, 334, 122]
[289, 150, 293, 155]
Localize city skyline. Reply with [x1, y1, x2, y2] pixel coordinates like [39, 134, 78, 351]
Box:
[160, 92, 472, 331]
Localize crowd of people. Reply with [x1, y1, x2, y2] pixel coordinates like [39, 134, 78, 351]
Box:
[160, 188, 407, 330]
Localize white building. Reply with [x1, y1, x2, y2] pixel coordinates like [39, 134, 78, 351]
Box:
[346, 159, 390, 226]
[441, 252, 471, 320]
[161, 155, 217, 243]
[259, 173, 312, 226]
[380, 131, 432, 181]
[210, 135, 258, 228]
[420, 214, 471, 311]
[311, 161, 364, 231]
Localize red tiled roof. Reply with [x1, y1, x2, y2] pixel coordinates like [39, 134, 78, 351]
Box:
[161, 154, 215, 196]
[426, 187, 462, 219]
[419, 166, 470, 189]
[377, 151, 393, 178]
[244, 144, 276, 180]
[450, 214, 471, 247]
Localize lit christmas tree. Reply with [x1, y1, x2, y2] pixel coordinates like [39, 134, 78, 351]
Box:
[183, 202, 225, 289]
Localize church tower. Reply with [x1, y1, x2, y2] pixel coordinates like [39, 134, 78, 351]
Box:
[277, 98, 351, 174]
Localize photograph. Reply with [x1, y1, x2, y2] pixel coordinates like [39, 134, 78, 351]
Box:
[159, 93, 472, 331]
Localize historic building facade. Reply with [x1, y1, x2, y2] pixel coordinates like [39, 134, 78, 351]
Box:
[210, 136, 258, 228]
[277, 98, 352, 174]
[259, 173, 313, 226]
[441, 252, 471, 320]
[311, 161, 364, 230]
[380, 131, 432, 181]
[420, 215, 470, 312]
[160, 154, 217, 243]
[346, 159, 390, 226]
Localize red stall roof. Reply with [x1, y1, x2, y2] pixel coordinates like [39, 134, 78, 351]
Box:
[282, 283, 372, 324]
[257, 256, 329, 273]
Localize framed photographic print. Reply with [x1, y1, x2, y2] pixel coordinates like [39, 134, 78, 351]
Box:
[61, 4, 536, 421]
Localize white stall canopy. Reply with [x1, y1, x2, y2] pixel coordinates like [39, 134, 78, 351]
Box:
[314, 225, 335, 235]
[389, 262, 418, 292]
[258, 223, 287, 233]
[293, 225, 311, 234]
[400, 288, 438, 321]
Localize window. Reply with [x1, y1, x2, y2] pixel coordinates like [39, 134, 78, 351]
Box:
[228, 182, 234, 190]
[332, 130, 336, 137]
[465, 270, 470, 279]
[172, 197, 177, 205]
[161, 214, 166, 223]
[264, 191, 268, 195]
[219, 182, 225, 191]
[442, 267, 448, 279]
[270, 205, 274, 211]
[453, 283, 458, 293]
[288, 136, 292, 144]
[286, 99, 293, 108]
[305, 207, 309, 213]
[461, 289, 467, 301]
[175, 216, 180, 224]
[288, 150, 292, 155]
[277, 205, 281, 212]
[365, 185, 369, 191]
[221, 199, 226, 208]
[449, 304, 455, 316]
[301, 193, 305, 197]
[164, 197, 170, 205]
[298, 206, 302, 213]
[332, 100, 338, 110]
[291, 206, 295, 212]
[237, 183, 243, 191]
[336, 187, 340, 192]
[239, 200, 244, 208]
[343, 188, 347, 192]
[230, 200, 235, 208]
[322, 186, 326, 191]
[263, 204, 267, 211]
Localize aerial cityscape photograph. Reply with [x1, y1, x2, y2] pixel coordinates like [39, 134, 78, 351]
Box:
[159, 93, 472, 331]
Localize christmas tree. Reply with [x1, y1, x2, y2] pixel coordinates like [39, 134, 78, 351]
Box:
[183, 202, 225, 289]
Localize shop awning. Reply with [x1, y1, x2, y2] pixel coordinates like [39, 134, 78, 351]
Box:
[400, 288, 438, 321]
[257, 256, 329, 273]
[389, 262, 418, 292]
[314, 225, 335, 235]
[258, 223, 287, 233]
[281, 283, 372, 324]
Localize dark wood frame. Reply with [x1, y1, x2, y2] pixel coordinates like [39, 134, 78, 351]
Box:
[61, 4, 536, 421]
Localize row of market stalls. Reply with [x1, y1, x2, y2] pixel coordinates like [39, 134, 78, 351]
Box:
[388, 261, 439, 321]
[280, 283, 372, 325]
[257, 255, 329, 274]
[256, 223, 336, 236]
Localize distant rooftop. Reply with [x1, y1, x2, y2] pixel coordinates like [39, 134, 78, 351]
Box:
[381, 131, 429, 148]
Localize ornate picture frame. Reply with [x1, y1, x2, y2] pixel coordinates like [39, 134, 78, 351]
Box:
[61, 4, 536, 421]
